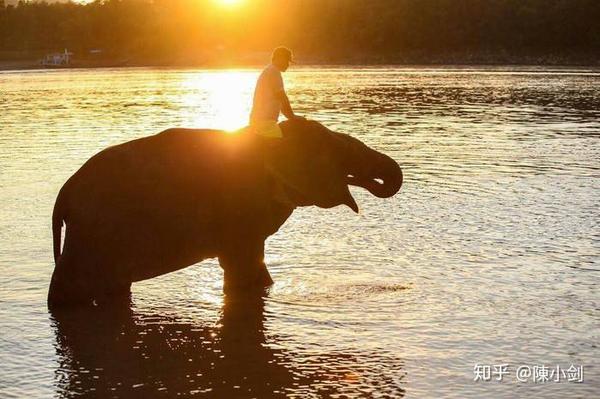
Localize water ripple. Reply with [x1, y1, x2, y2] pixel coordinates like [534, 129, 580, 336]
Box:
[0, 66, 598, 398]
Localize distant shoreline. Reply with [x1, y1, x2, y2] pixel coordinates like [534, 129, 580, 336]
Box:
[1, 55, 599, 72]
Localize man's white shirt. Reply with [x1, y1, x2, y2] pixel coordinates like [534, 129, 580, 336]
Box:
[250, 64, 284, 123]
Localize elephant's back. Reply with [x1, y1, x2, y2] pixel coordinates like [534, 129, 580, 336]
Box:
[64, 129, 215, 209]
[64, 128, 253, 206]
[58, 129, 259, 268]
[72, 128, 230, 181]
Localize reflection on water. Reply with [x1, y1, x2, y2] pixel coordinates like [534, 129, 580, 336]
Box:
[51, 291, 405, 398]
[179, 71, 255, 131]
[0, 66, 599, 398]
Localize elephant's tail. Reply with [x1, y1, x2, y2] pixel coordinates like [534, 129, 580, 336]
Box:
[52, 188, 66, 265]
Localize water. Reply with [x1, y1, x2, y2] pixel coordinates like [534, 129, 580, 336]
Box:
[0, 66, 599, 398]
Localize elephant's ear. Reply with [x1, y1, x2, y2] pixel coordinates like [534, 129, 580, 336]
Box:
[263, 120, 358, 213]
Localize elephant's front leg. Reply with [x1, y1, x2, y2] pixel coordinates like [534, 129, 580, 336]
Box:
[218, 237, 273, 293]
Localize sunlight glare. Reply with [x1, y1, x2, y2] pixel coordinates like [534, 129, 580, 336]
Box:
[180, 71, 256, 132]
[215, 0, 243, 7]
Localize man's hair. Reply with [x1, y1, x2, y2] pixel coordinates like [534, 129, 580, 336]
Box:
[272, 46, 293, 63]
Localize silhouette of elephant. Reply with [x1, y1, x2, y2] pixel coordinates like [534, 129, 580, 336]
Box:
[48, 119, 402, 307]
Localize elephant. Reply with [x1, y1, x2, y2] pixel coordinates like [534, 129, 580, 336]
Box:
[48, 119, 403, 307]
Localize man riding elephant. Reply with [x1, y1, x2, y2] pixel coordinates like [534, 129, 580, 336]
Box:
[250, 46, 304, 138]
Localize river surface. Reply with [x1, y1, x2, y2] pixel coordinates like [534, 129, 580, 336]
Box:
[0, 66, 599, 398]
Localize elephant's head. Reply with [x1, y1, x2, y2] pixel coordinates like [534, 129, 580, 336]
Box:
[265, 119, 403, 212]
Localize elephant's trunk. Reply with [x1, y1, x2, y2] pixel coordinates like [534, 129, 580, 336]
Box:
[347, 151, 403, 198]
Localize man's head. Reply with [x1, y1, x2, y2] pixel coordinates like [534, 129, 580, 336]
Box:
[271, 46, 293, 72]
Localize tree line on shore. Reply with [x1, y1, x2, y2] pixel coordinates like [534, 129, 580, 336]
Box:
[0, 0, 598, 64]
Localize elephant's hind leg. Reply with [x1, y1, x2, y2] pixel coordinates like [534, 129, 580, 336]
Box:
[48, 254, 132, 308]
[48, 254, 95, 308]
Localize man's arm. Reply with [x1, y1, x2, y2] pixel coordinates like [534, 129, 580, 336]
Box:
[278, 91, 298, 120]
[272, 69, 303, 120]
